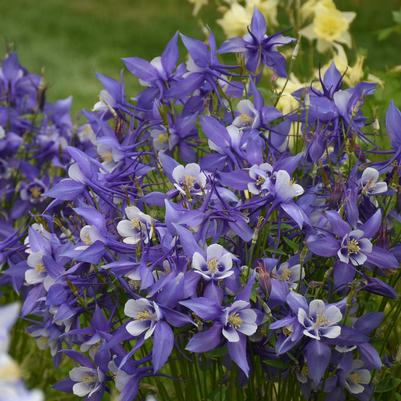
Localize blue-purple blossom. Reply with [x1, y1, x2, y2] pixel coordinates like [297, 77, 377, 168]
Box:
[298, 299, 342, 340]
[192, 244, 234, 281]
[219, 8, 295, 76]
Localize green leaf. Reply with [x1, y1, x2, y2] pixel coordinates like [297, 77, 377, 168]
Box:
[263, 358, 289, 369]
[377, 27, 396, 41]
[393, 9, 401, 24]
[375, 375, 401, 393]
[283, 237, 299, 252]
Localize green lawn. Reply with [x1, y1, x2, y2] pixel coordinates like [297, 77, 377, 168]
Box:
[0, 0, 400, 115]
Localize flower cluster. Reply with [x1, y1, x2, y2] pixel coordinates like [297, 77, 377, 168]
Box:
[0, 52, 73, 268]
[1, 9, 401, 401]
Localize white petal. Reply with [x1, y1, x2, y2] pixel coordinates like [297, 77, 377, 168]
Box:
[321, 325, 341, 339]
[126, 320, 150, 337]
[302, 329, 320, 340]
[297, 308, 307, 326]
[124, 299, 151, 317]
[117, 220, 136, 238]
[144, 323, 157, 340]
[207, 244, 225, 259]
[73, 382, 92, 397]
[192, 252, 206, 270]
[222, 327, 240, 343]
[25, 269, 44, 285]
[308, 300, 326, 318]
[69, 366, 95, 382]
[125, 205, 141, 220]
[357, 369, 371, 384]
[346, 381, 365, 394]
[371, 182, 387, 195]
[184, 163, 201, 177]
[68, 163, 85, 183]
[361, 167, 379, 185]
[27, 252, 43, 268]
[238, 309, 257, 325]
[324, 305, 342, 325]
[172, 165, 185, 183]
[237, 99, 255, 115]
[247, 183, 260, 195]
[238, 322, 257, 336]
[219, 252, 233, 269]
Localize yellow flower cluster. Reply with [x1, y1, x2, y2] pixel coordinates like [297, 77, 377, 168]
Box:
[300, 0, 356, 52]
[217, 0, 279, 37]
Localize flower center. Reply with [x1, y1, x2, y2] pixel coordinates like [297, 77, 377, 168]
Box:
[349, 371, 362, 384]
[314, 11, 348, 41]
[35, 263, 45, 273]
[82, 233, 92, 245]
[280, 267, 292, 281]
[283, 325, 293, 337]
[158, 133, 169, 144]
[239, 113, 253, 125]
[256, 176, 266, 186]
[183, 175, 196, 190]
[313, 313, 329, 329]
[136, 311, 152, 321]
[207, 257, 219, 273]
[228, 313, 242, 329]
[29, 185, 43, 199]
[101, 151, 114, 163]
[131, 217, 142, 230]
[81, 372, 97, 384]
[347, 239, 360, 254]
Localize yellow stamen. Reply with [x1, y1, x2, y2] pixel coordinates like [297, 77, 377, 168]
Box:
[131, 217, 141, 230]
[136, 311, 152, 321]
[313, 314, 329, 329]
[183, 175, 196, 190]
[29, 186, 43, 198]
[347, 239, 360, 254]
[101, 151, 114, 163]
[35, 263, 45, 273]
[207, 257, 219, 274]
[349, 371, 363, 384]
[158, 133, 169, 144]
[239, 113, 253, 125]
[280, 267, 292, 281]
[228, 313, 242, 329]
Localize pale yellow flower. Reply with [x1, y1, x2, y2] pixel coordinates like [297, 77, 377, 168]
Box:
[322, 44, 383, 87]
[247, 0, 279, 27]
[217, 0, 279, 38]
[300, 0, 334, 22]
[188, 0, 208, 16]
[218, 3, 251, 37]
[275, 73, 315, 152]
[275, 73, 308, 115]
[300, 0, 356, 52]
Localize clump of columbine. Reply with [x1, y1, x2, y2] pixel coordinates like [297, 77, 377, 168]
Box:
[1, 8, 401, 401]
[0, 52, 73, 271]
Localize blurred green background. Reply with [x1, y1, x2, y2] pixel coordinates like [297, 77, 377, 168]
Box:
[0, 0, 400, 116]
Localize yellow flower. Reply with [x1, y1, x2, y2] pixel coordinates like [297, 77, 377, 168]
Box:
[217, 0, 279, 38]
[188, 0, 208, 16]
[247, 0, 279, 27]
[275, 73, 308, 115]
[218, 3, 251, 37]
[300, 0, 356, 52]
[322, 44, 383, 87]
